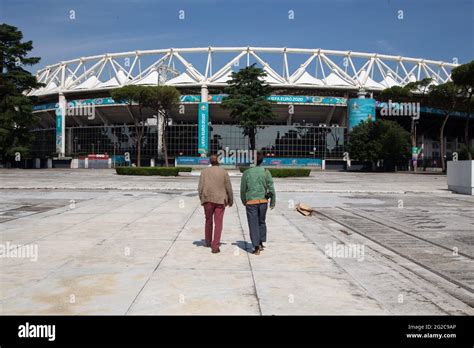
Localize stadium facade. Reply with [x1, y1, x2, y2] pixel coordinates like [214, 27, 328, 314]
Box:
[26, 47, 471, 168]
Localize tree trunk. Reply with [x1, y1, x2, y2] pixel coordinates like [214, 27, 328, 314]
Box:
[410, 117, 416, 172]
[135, 121, 145, 167]
[162, 114, 169, 167]
[371, 161, 377, 172]
[136, 132, 142, 167]
[248, 127, 256, 151]
[440, 112, 450, 172]
[464, 91, 472, 160]
[465, 117, 471, 160]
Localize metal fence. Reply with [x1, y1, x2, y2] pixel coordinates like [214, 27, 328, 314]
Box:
[30, 124, 346, 164]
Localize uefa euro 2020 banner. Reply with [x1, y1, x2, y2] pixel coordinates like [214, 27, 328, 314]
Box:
[197, 103, 209, 155]
[348, 98, 376, 130]
[34, 95, 348, 111]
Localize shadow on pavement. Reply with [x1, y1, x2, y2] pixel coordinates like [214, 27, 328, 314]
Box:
[232, 240, 252, 253]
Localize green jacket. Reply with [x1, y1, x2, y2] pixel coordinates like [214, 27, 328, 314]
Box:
[240, 167, 276, 208]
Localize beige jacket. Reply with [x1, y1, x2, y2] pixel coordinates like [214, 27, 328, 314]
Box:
[198, 166, 234, 206]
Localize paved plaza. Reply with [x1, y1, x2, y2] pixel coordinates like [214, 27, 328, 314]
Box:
[0, 169, 473, 315]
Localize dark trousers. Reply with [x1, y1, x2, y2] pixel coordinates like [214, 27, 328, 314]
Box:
[245, 203, 268, 248]
[203, 202, 225, 250]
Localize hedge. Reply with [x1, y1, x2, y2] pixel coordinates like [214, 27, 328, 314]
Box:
[116, 167, 192, 176]
[239, 167, 311, 177]
[176, 167, 193, 172]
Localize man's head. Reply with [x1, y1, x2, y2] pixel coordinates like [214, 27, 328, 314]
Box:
[209, 154, 219, 166]
[256, 151, 264, 166]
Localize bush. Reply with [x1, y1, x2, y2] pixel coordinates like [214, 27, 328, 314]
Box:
[176, 166, 193, 172]
[348, 119, 411, 170]
[458, 144, 474, 160]
[116, 167, 191, 176]
[239, 167, 310, 177]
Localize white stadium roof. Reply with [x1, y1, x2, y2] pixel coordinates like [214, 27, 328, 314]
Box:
[28, 47, 459, 97]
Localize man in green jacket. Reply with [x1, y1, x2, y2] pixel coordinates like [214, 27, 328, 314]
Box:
[240, 152, 276, 255]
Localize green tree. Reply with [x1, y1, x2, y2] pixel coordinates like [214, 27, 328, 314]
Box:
[221, 64, 276, 151]
[348, 119, 410, 171]
[0, 23, 42, 164]
[110, 85, 153, 167]
[379, 78, 432, 170]
[451, 60, 474, 160]
[426, 82, 465, 171]
[143, 86, 180, 167]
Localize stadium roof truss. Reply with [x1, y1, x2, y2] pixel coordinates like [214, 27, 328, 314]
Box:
[29, 47, 459, 97]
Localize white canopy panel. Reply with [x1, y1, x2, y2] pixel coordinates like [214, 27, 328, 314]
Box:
[357, 70, 384, 89]
[323, 71, 353, 86]
[74, 76, 101, 90]
[29, 47, 458, 96]
[291, 71, 324, 85]
[166, 71, 199, 85]
[380, 72, 400, 88]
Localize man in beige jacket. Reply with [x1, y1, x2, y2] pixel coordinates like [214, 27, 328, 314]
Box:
[198, 155, 233, 253]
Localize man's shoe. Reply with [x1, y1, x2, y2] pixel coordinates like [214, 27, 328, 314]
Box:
[252, 248, 260, 255]
[259, 243, 265, 251]
[212, 248, 220, 254]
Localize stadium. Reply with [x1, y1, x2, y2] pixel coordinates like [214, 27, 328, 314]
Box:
[26, 47, 470, 168]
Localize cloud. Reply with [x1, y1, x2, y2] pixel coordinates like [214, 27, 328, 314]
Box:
[375, 39, 403, 56]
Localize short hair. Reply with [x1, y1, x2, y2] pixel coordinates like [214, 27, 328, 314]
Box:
[209, 154, 219, 165]
[256, 152, 264, 166]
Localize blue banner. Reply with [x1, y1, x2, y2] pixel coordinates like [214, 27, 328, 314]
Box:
[176, 156, 210, 166]
[267, 95, 346, 105]
[348, 98, 376, 130]
[262, 157, 322, 167]
[55, 108, 63, 154]
[31, 96, 474, 119]
[184, 94, 346, 105]
[198, 102, 209, 155]
[176, 156, 321, 167]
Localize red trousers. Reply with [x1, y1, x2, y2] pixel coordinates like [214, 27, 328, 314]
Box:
[203, 202, 225, 250]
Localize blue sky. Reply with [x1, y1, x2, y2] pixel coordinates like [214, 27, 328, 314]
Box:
[1, 0, 473, 72]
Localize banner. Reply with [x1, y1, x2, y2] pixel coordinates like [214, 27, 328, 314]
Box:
[55, 108, 63, 154]
[348, 98, 376, 130]
[263, 157, 322, 167]
[198, 103, 209, 155]
[267, 95, 346, 105]
[176, 156, 210, 166]
[175, 156, 321, 167]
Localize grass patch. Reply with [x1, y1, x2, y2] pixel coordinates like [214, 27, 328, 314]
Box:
[116, 166, 192, 176]
[239, 167, 311, 177]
